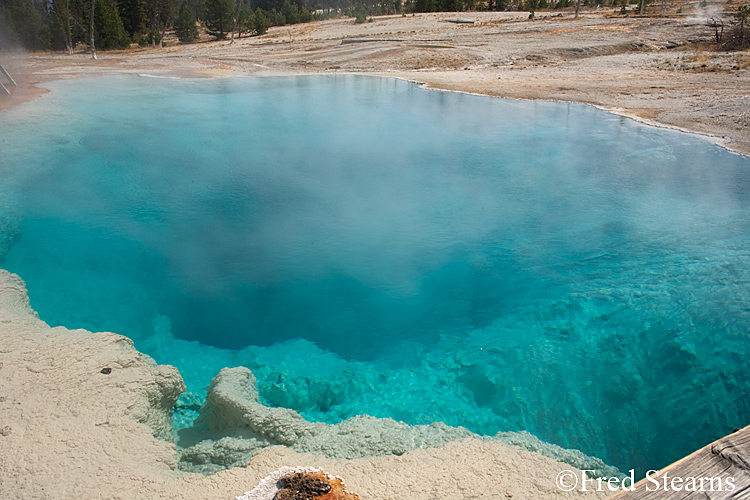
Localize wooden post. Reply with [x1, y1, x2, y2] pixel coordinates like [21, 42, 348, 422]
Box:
[90, 0, 97, 59]
[0, 65, 17, 87]
[608, 425, 750, 500]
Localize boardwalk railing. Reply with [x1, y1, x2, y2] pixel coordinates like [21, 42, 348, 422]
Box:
[0, 65, 17, 95]
[608, 424, 750, 500]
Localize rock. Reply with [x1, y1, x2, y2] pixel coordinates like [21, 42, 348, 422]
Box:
[236, 467, 360, 500]
[494, 430, 622, 479]
[191, 367, 321, 445]
[275, 472, 331, 499]
[179, 366, 621, 478]
[0, 269, 186, 444]
[178, 368, 475, 471]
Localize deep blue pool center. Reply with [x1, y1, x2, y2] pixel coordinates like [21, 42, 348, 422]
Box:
[2, 74, 749, 476]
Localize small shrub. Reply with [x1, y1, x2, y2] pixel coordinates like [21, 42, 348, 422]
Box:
[253, 8, 270, 35]
[723, 5, 750, 50]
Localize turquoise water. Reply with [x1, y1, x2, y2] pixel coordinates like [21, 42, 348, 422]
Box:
[2, 74, 750, 475]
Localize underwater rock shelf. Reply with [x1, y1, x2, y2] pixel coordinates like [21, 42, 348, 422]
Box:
[176, 366, 619, 478]
[1, 266, 748, 500]
[0, 267, 616, 500]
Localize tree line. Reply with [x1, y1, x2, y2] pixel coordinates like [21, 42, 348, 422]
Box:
[0, 0, 311, 51]
[3, 0, 746, 53]
[0, 0, 624, 52]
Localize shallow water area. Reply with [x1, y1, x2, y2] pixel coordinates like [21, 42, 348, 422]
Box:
[2, 74, 750, 475]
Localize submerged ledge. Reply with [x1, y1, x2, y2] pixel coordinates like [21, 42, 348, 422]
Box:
[176, 365, 619, 477]
[0, 268, 616, 499]
[1, 265, 749, 498]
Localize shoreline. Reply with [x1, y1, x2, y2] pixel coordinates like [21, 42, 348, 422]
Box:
[4, 67, 745, 158]
[395, 75, 740, 153]
[2, 11, 749, 155]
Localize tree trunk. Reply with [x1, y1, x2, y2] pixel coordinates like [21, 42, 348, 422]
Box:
[160, 14, 169, 48]
[639, 0, 644, 16]
[90, 0, 97, 59]
[230, 0, 238, 44]
[574, 0, 580, 18]
[152, 12, 159, 48]
[57, 0, 74, 54]
[57, 0, 74, 55]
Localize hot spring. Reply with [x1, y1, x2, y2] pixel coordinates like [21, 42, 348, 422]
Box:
[1, 74, 749, 476]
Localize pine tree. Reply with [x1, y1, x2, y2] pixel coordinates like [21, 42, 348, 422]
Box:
[252, 7, 269, 35]
[203, 0, 232, 39]
[0, 0, 52, 50]
[158, 0, 175, 47]
[118, 0, 146, 38]
[94, 0, 130, 48]
[174, 0, 198, 42]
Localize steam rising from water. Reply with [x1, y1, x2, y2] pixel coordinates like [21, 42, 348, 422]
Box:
[2, 75, 750, 475]
[688, 3, 726, 23]
[0, 17, 20, 51]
